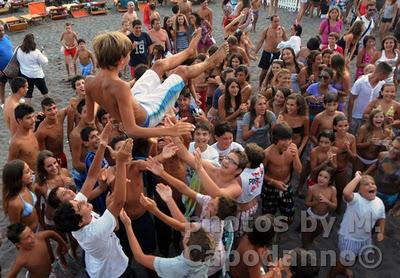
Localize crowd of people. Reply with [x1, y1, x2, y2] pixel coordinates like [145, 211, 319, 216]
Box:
[1, 0, 400, 277]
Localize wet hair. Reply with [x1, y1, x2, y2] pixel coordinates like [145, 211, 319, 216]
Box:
[289, 248, 320, 278]
[216, 197, 238, 219]
[15, 103, 34, 121]
[323, 92, 338, 104]
[80, 126, 97, 142]
[230, 149, 248, 171]
[7, 223, 27, 244]
[247, 214, 276, 248]
[214, 122, 234, 137]
[317, 166, 335, 185]
[93, 32, 132, 70]
[228, 53, 244, 68]
[36, 150, 56, 185]
[54, 202, 82, 233]
[221, 67, 235, 83]
[333, 114, 348, 129]
[306, 37, 320, 51]
[318, 129, 335, 142]
[248, 95, 274, 128]
[235, 64, 250, 81]
[195, 121, 213, 133]
[378, 83, 396, 98]
[284, 93, 308, 116]
[110, 134, 128, 150]
[362, 35, 375, 48]
[172, 5, 179, 14]
[224, 77, 241, 114]
[272, 123, 293, 143]
[41, 97, 56, 109]
[187, 227, 215, 262]
[77, 38, 86, 44]
[330, 53, 346, 80]
[132, 19, 142, 28]
[47, 187, 62, 208]
[293, 24, 302, 36]
[77, 99, 86, 114]
[2, 160, 26, 213]
[10, 77, 27, 94]
[20, 33, 36, 53]
[375, 61, 393, 75]
[96, 108, 109, 124]
[227, 35, 238, 45]
[245, 143, 265, 168]
[71, 75, 84, 90]
[134, 64, 149, 80]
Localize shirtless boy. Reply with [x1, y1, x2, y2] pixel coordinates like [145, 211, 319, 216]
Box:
[6, 222, 68, 278]
[3, 77, 28, 137]
[262, 123, 302, 223]
[73, 39, 96, 77]
[8, 104, 39, 171]
[253, 15, 287, 87]
[310, 93, 345, 145]
[85, 29, 228, 138]
[198, 0, 213, 25]
[35, 98, 69, 168]
[60, 23, 78, 80]
[67, 75, 85, 138]
[122, 1, 137, 24]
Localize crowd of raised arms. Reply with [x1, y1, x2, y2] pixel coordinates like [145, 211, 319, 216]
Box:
[1, 0, 400, 277]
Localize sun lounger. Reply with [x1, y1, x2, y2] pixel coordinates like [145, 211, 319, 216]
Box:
[116, 0, 128, 13]
[0, 16, 27, 32]
[69, 3, 89, 18]
[48, 6, 68, 20]
[20, 1, 49, 23]
[90, 1, 107, 15]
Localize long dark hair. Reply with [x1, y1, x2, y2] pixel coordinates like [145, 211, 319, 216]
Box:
[282, 47, 302, 73]
[306, 50, 321, 76]
[249, 95, 274, 128]
[20, 33, 36, 53]
[224, 77, 241, 114]
[2, 160, 26, 213]
[36, 150, 57, 185]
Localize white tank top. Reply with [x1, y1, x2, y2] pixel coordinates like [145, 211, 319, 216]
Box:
[236, 164, 264, 204]
[376, 50, 398, 82]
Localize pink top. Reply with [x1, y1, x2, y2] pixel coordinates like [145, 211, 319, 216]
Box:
[320, 19, 343, 45]
[355, 47, 375, 79]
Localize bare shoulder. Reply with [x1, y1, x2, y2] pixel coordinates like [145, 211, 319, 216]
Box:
[347, 133, 356, 141]
[330, 186, 337, 194]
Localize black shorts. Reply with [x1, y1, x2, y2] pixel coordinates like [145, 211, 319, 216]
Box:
[261, 181, 295, 218]
[258, 50, 280, 71]
[20, 74, 49, 98]
[382, 17, 392, 23]
[0, 74, 7, 84]
[116, 211, 156, 258]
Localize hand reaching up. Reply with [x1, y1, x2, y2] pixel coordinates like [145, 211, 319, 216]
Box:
[116, 138, 133, 163]
[139, 193, 157, 212]
[161, 142, 179, 160]
[194, 148, 204, 170]
[146, 156, 164, 176]
[119, 209, 132, 227]
[99, 122, 112, 146]
[156, 183, 173, 203]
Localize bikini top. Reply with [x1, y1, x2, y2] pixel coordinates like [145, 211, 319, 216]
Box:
[292, 125, 304, 134]
[377, 104, 395, 117]
[19, 190, 37, 218]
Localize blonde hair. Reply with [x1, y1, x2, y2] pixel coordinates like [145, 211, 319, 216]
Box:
[93, 32, 132, 70]
[360, 175, 375, 186]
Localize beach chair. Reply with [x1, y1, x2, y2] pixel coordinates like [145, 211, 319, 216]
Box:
[9, 0, 26, 12]
[48, 6, 68, 20]
[90, 1, 107, 15]
[20, 1, 49, 23]
[116, 0, 128, 13]
[0, 16, 27, 32]
[0, 4, 9, 14]
[70, 3, 88, 18]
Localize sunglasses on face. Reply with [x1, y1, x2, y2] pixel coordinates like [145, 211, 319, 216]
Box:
[319, 75, 330, 80]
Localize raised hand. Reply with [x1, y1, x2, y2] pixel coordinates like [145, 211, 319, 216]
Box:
[99, 121, 112, 146]
[194, 148, 204, 170]
[119, 209, 132, 227]
[146, 156, 164, 176]
[116, 138, 133, 163]
[139, 193, 157, 212]
[288, 143, 299, 157]
[172, 120, 195, 136]
[161, 142, 179, 160]
[156, 183, 173, 203]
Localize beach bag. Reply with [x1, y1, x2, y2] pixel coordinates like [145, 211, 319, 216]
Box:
[3, 46, 20, 78]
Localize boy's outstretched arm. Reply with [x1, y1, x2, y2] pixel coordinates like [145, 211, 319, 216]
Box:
[155, 183, 187, 224]
[120, 210, 156, 270]
[343, 171, 362, 203]
[42, 230, 68, 268]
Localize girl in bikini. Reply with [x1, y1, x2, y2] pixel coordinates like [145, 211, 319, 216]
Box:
[356, 109, 392, 172]
[333, 114, 357, 211]
[277, 93, 310, 155]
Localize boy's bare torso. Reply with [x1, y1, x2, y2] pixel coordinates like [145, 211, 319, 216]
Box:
[264, 145, 293, 184]
[61, 31, 77, 48]
[3, 98, 19, 135]
[10, 133, 39, 171]
[85, 75, 148, 127]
